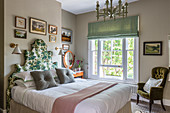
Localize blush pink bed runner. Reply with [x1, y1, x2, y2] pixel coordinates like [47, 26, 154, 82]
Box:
[52, 82, 118, 113]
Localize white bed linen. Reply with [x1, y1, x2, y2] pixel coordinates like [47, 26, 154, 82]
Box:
[12, 79, 131, 113]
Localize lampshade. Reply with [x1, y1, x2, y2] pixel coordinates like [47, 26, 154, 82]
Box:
[12, 44, 22, 54]
[58, 49, 63, 55]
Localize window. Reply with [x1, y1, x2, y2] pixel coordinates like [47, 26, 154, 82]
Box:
[88, 38, 139, 83]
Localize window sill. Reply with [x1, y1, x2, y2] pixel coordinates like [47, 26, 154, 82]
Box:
[87, 78, 138, 85]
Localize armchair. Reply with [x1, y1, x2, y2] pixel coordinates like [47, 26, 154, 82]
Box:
[137, 67, 169, 112]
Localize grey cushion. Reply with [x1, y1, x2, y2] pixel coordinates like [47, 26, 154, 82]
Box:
[30, 70, 58, 90]
[56, 68, 75, 84]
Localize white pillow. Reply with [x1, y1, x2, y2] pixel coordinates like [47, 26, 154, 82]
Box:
[14, 71, 33, 82]
[143, 77, 163, 93]
[14, 80, 35, 88]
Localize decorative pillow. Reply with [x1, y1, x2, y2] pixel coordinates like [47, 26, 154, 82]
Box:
[143, 77, 163, 93]
[14, 71, 33, 82]
[56, 68, 75, 84]
[30, 70, 58, 90]
[14, 69, 58, 82]
[14, 80, 35, 88]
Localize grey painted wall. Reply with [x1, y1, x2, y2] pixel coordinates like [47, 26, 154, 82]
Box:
[0, 0, 4, 109]
[62, 10, 76, 54]
[3, 0, 62, 109]
[75, 0, 170, 99]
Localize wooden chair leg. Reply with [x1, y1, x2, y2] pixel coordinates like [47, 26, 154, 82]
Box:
[161, 99, 166, 111]
[136, 94, 139, 105]
[149, 100, 153, 113]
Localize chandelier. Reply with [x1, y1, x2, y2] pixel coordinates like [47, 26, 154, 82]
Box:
[96, 0, 128, 21]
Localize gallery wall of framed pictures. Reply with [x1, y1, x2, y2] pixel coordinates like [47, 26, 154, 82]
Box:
[14, 16, 58, 43]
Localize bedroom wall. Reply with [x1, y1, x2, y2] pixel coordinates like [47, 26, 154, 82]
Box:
[75, 0, 170, 99]
[62, 10, 76, 54]
[0, 0, 4, 110]
[3, 0, 62, 110]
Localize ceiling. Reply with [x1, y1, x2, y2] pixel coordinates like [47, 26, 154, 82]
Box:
[56, 0, 138, 15]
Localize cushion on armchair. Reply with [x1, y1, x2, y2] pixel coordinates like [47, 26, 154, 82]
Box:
[143, 77, 163, 94]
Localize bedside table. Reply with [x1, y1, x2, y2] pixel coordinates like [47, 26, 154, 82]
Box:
[73, 71, 83, 78]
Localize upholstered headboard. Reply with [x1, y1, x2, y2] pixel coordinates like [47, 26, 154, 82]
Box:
[7, 39, 57, 112]
[16, 39, 57, 72]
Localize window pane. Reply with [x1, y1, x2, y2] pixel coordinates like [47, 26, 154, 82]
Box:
[92, 51, 98, 75]
[101, 67, 123, 78]
[102, 51, 111, 65]
[103, 40, 111, 50]
[91, 40, 98, 51]
[127, 51, 134, 79]
[112, 51, 122, 65]
[113, 39, 122, 50]
[126, 38, 134, 50]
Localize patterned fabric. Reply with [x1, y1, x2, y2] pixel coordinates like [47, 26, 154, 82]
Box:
[16, 39, 57, 72]
[6, 39, 58, 112]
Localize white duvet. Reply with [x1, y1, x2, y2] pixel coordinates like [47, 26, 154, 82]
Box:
[12, 79, 131, 113]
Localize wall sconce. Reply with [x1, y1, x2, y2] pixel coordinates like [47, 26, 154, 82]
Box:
[55, 47, 63, 55]
[10, 43, 22, 54]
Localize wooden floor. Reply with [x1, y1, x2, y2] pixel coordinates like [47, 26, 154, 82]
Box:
[131, 99, 170, 113]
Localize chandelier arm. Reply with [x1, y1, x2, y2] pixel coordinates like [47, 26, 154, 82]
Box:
[118, 0, 122, 16]
[106, 0, 109, 16]
[110, 0, 113, 18]
[125, 2, 128, 17]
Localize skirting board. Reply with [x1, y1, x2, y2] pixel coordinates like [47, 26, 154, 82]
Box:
[0, 108, 6, 113]
[132, 93, 170, 106]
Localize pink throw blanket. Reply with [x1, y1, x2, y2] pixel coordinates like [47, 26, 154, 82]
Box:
[52, 82, 118, 113]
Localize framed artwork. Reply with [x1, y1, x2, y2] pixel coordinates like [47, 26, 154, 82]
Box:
[15, 16, 26, 29]
[49, 25, 57, 35]
[14, 29, 27, 39]
[62, 28, 72, 44]
[49, 35, 56, 42]
[143, 41, 162, 55]
[29, 17, 47, 35]
[62, 44, 70, 50]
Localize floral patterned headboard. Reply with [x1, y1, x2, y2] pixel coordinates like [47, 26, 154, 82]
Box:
[7, 39, 57, 112]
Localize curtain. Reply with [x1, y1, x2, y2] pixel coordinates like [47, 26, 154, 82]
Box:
[88, 16, 139, 40]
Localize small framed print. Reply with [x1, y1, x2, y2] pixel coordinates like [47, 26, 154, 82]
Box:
[62, 28, 72, 44]
[49, 35, 56, 42]
[49, 25, 57, 35]
[29, 17, 47, 35]
[143, 41, 162, 55]
[15, 16, 26, 29]
[62, 44, 70, 50]
[14, 29, 27, 39]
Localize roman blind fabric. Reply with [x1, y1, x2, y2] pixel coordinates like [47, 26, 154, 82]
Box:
[88, 16, 139, 39]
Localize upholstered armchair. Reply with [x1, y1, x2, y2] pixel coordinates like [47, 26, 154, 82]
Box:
[137, 67, 169, 112]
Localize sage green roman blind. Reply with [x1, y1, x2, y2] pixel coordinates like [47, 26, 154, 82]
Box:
[88, 16, 139, 39]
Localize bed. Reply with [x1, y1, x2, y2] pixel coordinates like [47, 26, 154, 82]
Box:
[7, 39, 132, 113]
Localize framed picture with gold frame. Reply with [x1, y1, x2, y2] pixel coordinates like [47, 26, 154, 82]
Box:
[48, 24, 57, 35]
[15, 16, 26, 29]
[29, 17, 47, 35]
[49, 35, 56, 42]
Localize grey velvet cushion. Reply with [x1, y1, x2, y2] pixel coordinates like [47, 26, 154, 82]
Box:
[56, 68, 75, 84]
[30, 70, 58, 90]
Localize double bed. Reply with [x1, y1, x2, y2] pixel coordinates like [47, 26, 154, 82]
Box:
[7, 39, 132, 113]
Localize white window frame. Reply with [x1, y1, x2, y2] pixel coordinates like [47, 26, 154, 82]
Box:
[88, 37, 139, 83]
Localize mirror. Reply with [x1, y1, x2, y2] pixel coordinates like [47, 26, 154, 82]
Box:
[63, 51, 75, 69]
